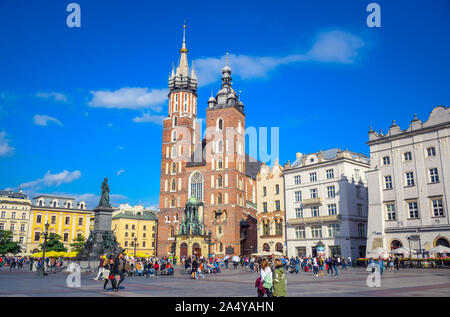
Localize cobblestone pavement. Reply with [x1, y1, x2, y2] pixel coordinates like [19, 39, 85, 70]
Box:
[0, 266, 449, 297]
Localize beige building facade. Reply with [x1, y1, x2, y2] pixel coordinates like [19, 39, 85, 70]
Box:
[256, 160, 286, 255]
[0, 190, 32, 254]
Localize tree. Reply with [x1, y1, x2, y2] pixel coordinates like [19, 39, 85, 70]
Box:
[70, 235, 85, 252]
[40, 233, 67, 252]
[0, 230, 22, 255]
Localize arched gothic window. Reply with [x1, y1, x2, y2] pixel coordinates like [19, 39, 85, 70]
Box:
[173, 116, 178, 126]
[217, 175, 223, 187]
[171, 178, 176, 191]
[217, 118, 223, 130]
[171, 197, 176, 207]
[218, 193, 223, 205]
[171, 145, 177, 158]
[190, 172, 203, 201]
[172, 162, 177, 174]
[172, 130, 177, 142]
[218, 140, 223, 153]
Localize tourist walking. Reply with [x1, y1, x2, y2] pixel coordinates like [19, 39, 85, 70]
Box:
[312, 257, 319, 276]
[378, 257, 385, 275]
[272, 258, 287, 297]
[318, 257, 324, 276]
[94, 255, 105, 280]
[258, 259, 273, 297]
[192, 257, 199, 279]
[112, 253, 126, 292]
[332, 256, 338, 276]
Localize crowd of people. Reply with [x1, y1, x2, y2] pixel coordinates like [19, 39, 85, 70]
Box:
[0, 255, 68, 272]
[2, 252, 406, 297]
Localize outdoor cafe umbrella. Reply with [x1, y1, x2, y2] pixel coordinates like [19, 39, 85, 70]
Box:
[223, 255, 230, 260]
[45, 251, 60, 258]
[367, 247, 389, 258]
[390, 247, 413, 255]
[428, 245, 450, 254]
[232, 256, 240, 262]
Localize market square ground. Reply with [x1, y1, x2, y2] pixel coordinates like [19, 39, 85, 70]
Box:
[0, 266, 449, 297]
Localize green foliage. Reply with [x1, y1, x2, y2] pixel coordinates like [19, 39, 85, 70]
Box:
[0, 230, 22, 255]
[70, 235, 85, 252]
[40, 233, 67, 252]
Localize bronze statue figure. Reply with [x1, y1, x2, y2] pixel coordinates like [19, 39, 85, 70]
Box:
[102, 231, 114, 250]
[98, 177, 111, 207]
[84, 229, 95, 249]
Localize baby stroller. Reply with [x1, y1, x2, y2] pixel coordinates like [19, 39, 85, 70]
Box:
[289, 263, 296, 274]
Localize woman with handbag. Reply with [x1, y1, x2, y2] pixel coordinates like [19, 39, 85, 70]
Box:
[103, 258, 115, 291]
[259, 259, 273, 297]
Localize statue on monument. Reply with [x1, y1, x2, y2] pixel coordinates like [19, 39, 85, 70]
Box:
[84, 229, 95, 249]
[98, 177, 111, 207]
[102, 231, 116, 250]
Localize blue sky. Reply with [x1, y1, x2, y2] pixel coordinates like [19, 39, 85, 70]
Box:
[0, 0, 449, 209]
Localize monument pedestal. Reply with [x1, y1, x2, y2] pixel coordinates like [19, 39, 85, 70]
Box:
[74, 205, 121, 272]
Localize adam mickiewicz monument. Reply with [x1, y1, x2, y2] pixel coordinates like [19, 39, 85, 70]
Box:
[75, 178, 121, 271]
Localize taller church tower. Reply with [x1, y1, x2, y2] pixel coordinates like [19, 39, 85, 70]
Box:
[157, 27, 259, 257]
[158, 25, 199, 255]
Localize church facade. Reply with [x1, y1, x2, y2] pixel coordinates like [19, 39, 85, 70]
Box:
[157, 26, 260, 257]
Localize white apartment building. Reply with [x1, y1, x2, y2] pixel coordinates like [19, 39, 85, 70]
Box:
[284, 149, 370, 259]
[366, 106, 450, 255]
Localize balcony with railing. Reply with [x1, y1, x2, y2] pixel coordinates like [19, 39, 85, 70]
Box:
[301, 197, 323, 206]
[288, 214, 340, 225]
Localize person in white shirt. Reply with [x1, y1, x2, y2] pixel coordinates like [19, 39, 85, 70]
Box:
[313, 257, 319, 276]
[259, 259, 273, 297]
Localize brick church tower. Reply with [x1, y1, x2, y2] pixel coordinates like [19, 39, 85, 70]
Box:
[157, 26, 259, 257]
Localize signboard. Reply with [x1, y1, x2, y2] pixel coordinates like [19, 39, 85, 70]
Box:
[225, 246, 235, 255]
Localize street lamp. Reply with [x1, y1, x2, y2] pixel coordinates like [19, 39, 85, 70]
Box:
[41, 222, 50, 276]
[208, 231, 212, 257]
[133, 237, 138, 257]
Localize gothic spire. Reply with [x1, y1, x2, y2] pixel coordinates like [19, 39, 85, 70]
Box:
[178, 23, 189, 76]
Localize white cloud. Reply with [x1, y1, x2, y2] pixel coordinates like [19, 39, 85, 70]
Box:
[306, 30, 364, 63]
[33, 114, 63, 126]
[20, 170, 81, 190]
[145, 204, 159, 211]
[88, 87, 168, 111]
[36, 92, 68, 103]
[116, 169, 125, 176]
[132, 113, 166, 125]
[194, 30, 365, 86]
[83, 30, 365, 127]
[117, 146, 124, 150]
[0, 131, 15, 157]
